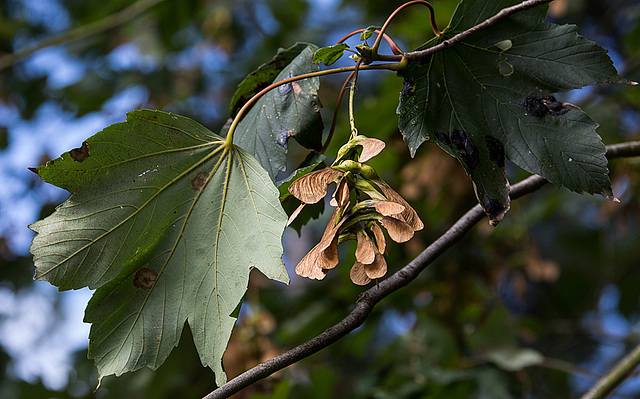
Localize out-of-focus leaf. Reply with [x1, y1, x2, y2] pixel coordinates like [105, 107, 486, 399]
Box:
[485, 347, 544, 371]
[29, 110, 288, 385]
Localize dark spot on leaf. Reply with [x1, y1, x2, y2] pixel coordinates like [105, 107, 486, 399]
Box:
[277, 129, 292, 149]
[485, 135, 505, 168]
[485, 198, 508, 226]
[460, 143, 479, 170]
[401, 78, 415, 97]
[450, 130, 479, 170]
[28, 167, 39, 175]
[521, 96, 549, 117]
[450, 129, 465, 149]
[546, 100, 571, 115]
[190, 171, 208, 192]
[133, 267, 158, 290]
[521, 95, 571, 117]
[69, 141, 89, 162]
[278, 70, 294, 96]
[434, 131, 451, 147]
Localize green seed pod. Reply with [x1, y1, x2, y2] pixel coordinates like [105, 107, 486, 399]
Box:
[359, 164, 379, 180]
[336, 159, 361, 174]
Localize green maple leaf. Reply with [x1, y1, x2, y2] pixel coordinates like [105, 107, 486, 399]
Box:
[29, 110, 288, 385]
[397, 0, 631, 224]
[233, 43, 324, 181]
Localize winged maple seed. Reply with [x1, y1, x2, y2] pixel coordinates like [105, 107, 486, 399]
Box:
[289, 136, 423, 284]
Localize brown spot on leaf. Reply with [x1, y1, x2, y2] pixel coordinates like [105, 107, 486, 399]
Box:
[191, 171, 209, 192]
[434, 131, 451, 147]
[401, 77, 415, 97]
[521, 95, 572, 117]
[133, 267, 158, 290]
[278, 71, 295, 96]
[292, 81, 302, 96]
[450, 130, 479, 170]
[276, 129, 295, 149]
[28, 167, 39, 175]
[484, 197, 510, 226]
[69, 141, 90, 162]
[485, 135, 505, 168]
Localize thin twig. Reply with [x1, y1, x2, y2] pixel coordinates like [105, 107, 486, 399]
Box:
[0, 0, 166, 71]
[358, 0, 554, 63]
[223, 61, 400, 147]
[371, 0, 441, 57]
[320, 70, 357, 154]
[337, 29, 404, 55]
[400, 0, 553, 62]
[580, 341, 640, 399]
[203, 141, 640, 399]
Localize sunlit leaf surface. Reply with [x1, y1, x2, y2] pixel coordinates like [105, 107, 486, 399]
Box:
[29, 110, 288, 385]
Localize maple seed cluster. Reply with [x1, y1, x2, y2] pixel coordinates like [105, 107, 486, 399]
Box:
[288, 136, 424, 285]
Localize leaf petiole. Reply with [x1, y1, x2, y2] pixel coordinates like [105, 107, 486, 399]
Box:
[337, 29, 404, 55]
[370, 0, 441, 57]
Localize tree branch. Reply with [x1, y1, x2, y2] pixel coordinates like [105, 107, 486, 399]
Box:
[204, 140, 640, 399]
[580, 340, 640, 399]
[0, 0, 166, 71]
[403, 0, 553, 62]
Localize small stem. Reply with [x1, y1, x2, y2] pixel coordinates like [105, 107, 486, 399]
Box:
[320, 71, 357, 154]
[0, 0, 166, 71]
[580, 341, 640, 399]
[349, 81, 358, 138]
[404, 0, 553, 62]
[348, 60, 363, 139]
[224, 63, 402, 147]
[337, 29, 404, 55]
[371, 0, 441, 56]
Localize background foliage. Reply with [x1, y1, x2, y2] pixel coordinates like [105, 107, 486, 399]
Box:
[1, 0, 640, 398]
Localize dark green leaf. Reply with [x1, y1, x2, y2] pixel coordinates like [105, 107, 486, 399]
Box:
[233, 44, 323, 181]
[361, 25, 382, 41]
[229, 42, 312, 118]
[313, 43, 349, 66]
[398, 0, 628, 222]
[29, 110, 288, 385]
